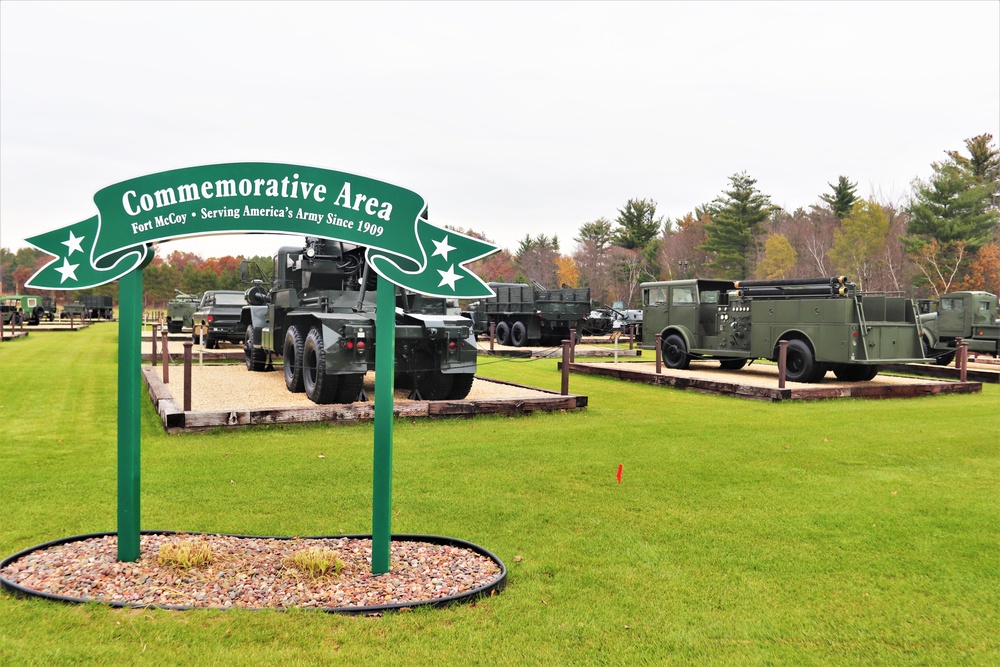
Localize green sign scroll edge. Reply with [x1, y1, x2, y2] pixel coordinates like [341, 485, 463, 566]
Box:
[24, 162, 499, 299]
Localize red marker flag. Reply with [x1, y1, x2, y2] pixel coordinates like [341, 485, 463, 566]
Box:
[616, 464, 623, 484]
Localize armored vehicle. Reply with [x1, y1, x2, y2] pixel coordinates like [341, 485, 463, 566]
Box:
[640, 276, 928, 383]
[166, 290, 202, 333]
[918, 291, 999, 364]
[1, 295, 55, 325]
[582, 301, 643, 337]
[240, 237, 478, 405]
[193, 290, 247, 348]
[466, 281, 591, 347]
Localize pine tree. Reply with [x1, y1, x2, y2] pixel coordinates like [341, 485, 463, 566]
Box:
[612, 199, 663, 250]
[819, 176, 859, 219]
[699, 172, 776, 279]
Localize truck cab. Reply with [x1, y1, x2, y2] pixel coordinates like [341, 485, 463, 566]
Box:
[919, 291, 1000, 361]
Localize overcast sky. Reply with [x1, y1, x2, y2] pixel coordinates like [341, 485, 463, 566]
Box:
[2, 1, 998, 263]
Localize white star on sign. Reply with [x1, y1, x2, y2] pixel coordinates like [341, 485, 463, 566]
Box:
[62, 230, 85, 256]
[437, 264, 462, 291]
[55, 257, 80, 284]
[431, 235, 456, 261]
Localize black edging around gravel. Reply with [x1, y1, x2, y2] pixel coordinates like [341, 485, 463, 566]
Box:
[0, 530, 507, 615]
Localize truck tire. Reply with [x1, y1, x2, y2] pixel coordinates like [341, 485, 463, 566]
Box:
[335, 373, 365, 403]
[303, 327, 339, 404]
[833, 364, 878, 381]
[244, 324, 267, 372]
[283, 326, 305, 392]
[448, 373, 475, 400]
[511, 321, 528, 347]
[663, 334, 690, 370]
[495, 321, 510, 346]
[935, 350, 956, 366]
[784, 339, 824, 383]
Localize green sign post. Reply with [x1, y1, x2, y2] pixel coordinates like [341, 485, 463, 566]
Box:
[25, 162, 498, 574]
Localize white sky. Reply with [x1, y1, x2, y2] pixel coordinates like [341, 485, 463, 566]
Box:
[2, 1, 998, 262]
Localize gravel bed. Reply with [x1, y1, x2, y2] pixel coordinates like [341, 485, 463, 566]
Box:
[2, 533, 503, 612]
[589, 360, 962, 388]
[162, 366, 556, 412]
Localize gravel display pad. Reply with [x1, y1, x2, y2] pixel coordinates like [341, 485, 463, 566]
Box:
[179, 366, 554, 412]
[1, 532, 506, 614]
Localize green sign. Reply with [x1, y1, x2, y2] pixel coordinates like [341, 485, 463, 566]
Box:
[25, 162, 497, 298]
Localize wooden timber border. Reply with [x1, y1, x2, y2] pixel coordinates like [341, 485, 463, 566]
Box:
[565, 361, 982, 402]
[141, 367, 588, 433]
[881, 362, 999, 384]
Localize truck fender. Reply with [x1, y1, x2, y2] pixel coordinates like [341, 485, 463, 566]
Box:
[241, 305, 269, 331]
[772, 330, 816, 360]
[660, 326, 694, 350]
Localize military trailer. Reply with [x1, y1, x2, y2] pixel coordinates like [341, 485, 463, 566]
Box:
[166, 290, 202, 333]
[918, 291, 1000, 364]
[193, 290, 247, 348]
[1, 295, 55, 325]
[465, 281, 591, 347]
[640, 276, 928, 383]
[240, 237, 478, 405]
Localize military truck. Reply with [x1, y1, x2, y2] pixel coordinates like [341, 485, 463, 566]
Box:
[240, 237, 478, 405]
[166, 290, 202, 333]
[1, 295, 55, 325]
[918, 291, 999, 364]
[465, 281, 591, 347]
[193, 290, 247, 348]
[640, 276, 928, 383]
[61, 295, 114, 320]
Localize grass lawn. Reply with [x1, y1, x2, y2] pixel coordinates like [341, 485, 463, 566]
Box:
[1, 325, 998, 665]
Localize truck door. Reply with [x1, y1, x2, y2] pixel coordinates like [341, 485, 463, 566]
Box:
[670, 285, 698, 340]
[938, 296, 966, 336]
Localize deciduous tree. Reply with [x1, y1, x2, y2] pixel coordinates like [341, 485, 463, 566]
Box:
[755, 234, 797, 280]
[829, 199, 889, 290]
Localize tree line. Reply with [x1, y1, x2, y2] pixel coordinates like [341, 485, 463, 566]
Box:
[463, 133, 999, 307]
[2, 134, 998, 309]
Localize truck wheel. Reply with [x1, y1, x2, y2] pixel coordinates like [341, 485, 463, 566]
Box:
[935, 350, 956, 366]
[245, 324, 267, 371]
[784, 339, 824, 382]
[495, 321, 510, 346]
[406, 351, 455, 400]
[719, 358, 747, 370]
[511, 321, 527, 347]
[663, 334, 690, 370]
[448, 373, 475, 400]
[283, 326, 305, 392]
[335, 373, 365, 403]
[303, 327, 339, 404]
[832, 364, 876, 381]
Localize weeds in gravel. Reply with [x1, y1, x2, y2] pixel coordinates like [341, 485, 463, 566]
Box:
[157, 539, 213, 569]
[282, 547, 344, 579]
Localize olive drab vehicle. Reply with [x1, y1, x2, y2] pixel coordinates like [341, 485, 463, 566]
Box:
[918, 291, 1000, 365]
[166, 290, 202, 333]
[465, 281, 591, 347]
[1, 295, 55, 325]
[640, 276, 929, 383]
[240, 237, 478, 405]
